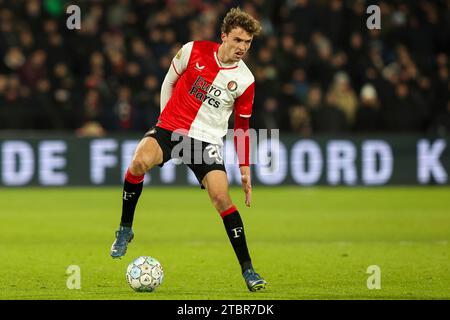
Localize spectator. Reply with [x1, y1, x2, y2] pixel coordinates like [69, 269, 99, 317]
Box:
[431, 100, 450, 135]
[328, 71, 358, 126]
[306, 85, 324, 111]
[133, 75, 160, 132]
[19, 49, 47, 89]
[312, 92, 348, 133]
[254, 97, 289, 132]
[291, 68, 309, 104]
[354, 84, 382, 132]
[289, 104, 312, 136]
[383, 83, 424, 132]
[284, 0, 316, 43]
[107, 85, 135, 131]
[76, 89, 105, 136]
[3, 47, 26, 74]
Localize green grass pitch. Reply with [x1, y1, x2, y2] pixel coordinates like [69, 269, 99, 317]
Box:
[0, 186, 449, 300]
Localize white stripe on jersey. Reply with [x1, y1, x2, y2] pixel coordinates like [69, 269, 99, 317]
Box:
[188, 63, 254, 145]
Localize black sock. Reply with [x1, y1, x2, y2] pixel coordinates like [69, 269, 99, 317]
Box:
[222, 209, 253, 273]
[120, 172, 144, 228]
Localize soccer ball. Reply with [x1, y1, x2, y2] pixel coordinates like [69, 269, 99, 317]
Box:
[126, 256, 164, 292]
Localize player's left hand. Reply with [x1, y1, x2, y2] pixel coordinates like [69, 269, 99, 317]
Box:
[240, 166, 252, 207]
[241, 174, 252, 207]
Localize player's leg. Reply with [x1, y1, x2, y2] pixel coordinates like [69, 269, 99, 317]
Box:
[111, 135, 164, 258]
[202, 170, 266, 291]
[120, 136, 164, 227]
[203, 171, 252, 271]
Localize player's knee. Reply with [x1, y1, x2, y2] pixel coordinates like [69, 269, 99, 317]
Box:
[211, 193, 232, 212]
[129, 157, 151, 176]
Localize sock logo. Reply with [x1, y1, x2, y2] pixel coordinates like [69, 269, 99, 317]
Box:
[231, 227, 243, 239]
[123, 191, 135, 201]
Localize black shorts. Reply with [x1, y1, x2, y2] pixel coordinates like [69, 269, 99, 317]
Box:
[144, 126, 226, 188]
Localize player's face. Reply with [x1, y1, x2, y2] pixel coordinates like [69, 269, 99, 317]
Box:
[221, 27, 253, 63]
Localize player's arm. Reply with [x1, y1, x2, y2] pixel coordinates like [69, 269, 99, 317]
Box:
[235, 114, 251, 207]
[160, 42, 193, 112]
[234, 83, 254, 207]
[160, 64, 180, 111]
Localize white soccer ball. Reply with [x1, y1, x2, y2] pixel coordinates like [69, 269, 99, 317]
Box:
[126, 256, 164, 292]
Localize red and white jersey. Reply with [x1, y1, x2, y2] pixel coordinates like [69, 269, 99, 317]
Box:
[157, 41, 255, 146]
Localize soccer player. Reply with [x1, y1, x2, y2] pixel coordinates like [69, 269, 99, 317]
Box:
[110, 7, 266, 292]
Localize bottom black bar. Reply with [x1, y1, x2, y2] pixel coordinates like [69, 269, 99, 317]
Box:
[0, 300, 445, 318]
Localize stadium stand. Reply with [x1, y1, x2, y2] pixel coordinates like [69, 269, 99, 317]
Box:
[0, 0, 449, 135]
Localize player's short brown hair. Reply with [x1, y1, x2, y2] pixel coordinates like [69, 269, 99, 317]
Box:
[221, 7, 262, 37]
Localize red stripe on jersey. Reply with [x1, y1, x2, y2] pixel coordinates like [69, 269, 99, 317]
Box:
[220, 205, 237, 218]
[234, 82, 254, 117]
[158, 41, 221, 133]
[234, 116, 250, 167]
[233, 82, 254, 167]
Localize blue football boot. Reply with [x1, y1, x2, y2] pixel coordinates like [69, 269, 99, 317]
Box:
[110, 226, 134, 259]
[243, 268, 267, 292]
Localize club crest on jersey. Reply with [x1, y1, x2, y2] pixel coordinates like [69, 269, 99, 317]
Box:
[227, 81, 238, 92]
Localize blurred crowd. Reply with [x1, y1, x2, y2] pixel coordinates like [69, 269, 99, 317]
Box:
[0, 0, 449, 136]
